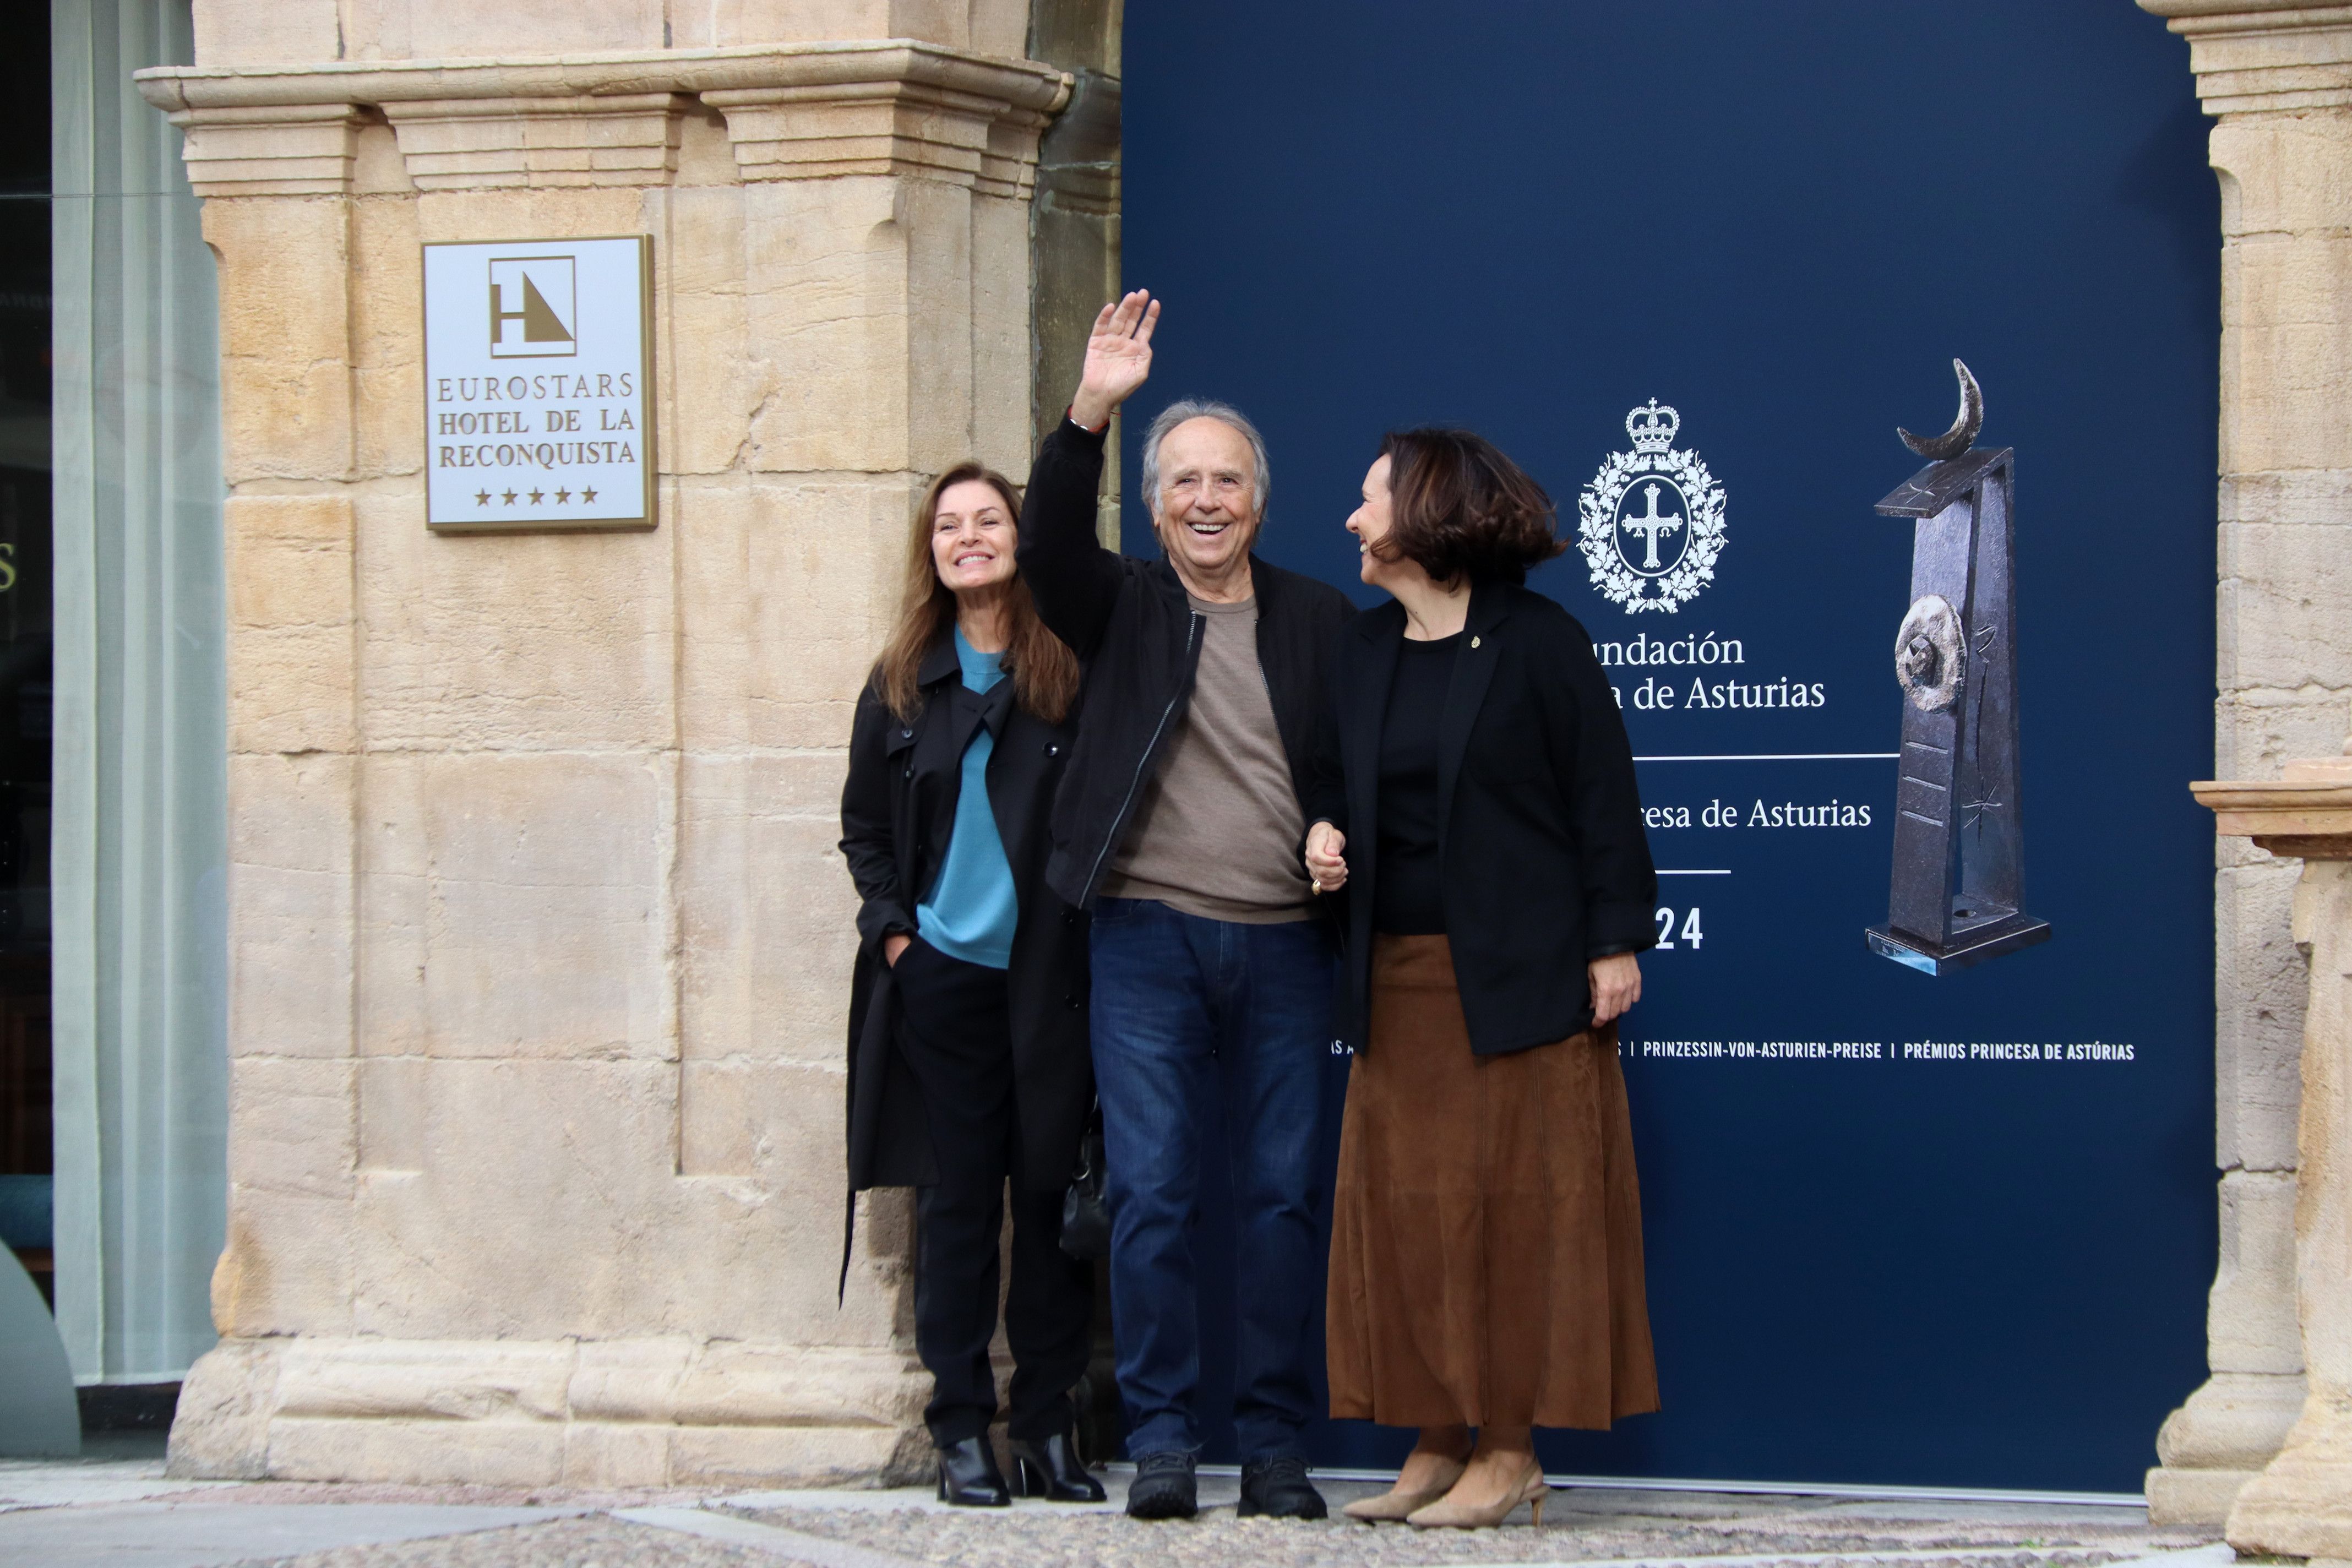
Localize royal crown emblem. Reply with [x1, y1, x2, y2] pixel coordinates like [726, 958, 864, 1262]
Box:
[1576, 399, 1729, 613]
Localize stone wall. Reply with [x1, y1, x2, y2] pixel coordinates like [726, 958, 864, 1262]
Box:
[2141, 0, 2352, 1525]
[142, 0, 1087, 1487]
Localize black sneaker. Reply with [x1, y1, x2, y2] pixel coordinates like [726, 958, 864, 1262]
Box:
[1125, 1449, 1198, 1520]
[1238, 1454, 1327, 1520]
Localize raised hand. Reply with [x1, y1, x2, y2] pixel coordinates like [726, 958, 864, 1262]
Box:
[1069, 290, 1159, 431]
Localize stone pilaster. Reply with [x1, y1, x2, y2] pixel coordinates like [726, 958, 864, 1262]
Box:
[2140, 0, 2352, 1526]
[2195, 747, 2352, 1556]
[137, 7, 1074, 1488]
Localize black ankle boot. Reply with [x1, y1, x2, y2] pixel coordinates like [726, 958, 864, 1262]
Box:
[935, 1434, 1010, 1507]
[1008, 1430, 1107, 1502]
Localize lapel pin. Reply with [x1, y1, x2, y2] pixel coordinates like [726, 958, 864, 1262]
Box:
[1471, 636, 1481, 648]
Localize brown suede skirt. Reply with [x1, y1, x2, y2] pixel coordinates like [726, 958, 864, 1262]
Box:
[1327, 934, 1660, 1430]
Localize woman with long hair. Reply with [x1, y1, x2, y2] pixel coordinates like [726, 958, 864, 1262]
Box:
[1304, 429, 1660, 1528]
[839, 462, 1102, 1507]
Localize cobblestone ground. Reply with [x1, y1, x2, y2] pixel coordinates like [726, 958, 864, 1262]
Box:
[232, 1515, 814, 1568]
[715, 1489, 2208, 1568]
[214, 1480, 2218, 1568]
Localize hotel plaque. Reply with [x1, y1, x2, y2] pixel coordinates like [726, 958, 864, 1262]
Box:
[421, 236, 654, 531]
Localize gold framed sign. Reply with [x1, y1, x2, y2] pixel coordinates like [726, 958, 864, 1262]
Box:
[421, 235, 655, 532]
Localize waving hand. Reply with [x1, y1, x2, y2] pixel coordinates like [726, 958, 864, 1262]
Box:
[1069, 290, 1160, 430]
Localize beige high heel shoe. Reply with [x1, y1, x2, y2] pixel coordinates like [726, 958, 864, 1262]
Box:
[1404, 1457, 1550, 1529]
[1340, 1455, 1469, 1522]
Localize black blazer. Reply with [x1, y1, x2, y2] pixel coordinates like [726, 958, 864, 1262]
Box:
[838, 636, 1092, 1207]
[1314, 582, 1657, 1055]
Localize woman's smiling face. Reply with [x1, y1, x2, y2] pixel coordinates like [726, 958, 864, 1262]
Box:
[931, 478, 1018, 593]
[1348, 453, 1400, 589]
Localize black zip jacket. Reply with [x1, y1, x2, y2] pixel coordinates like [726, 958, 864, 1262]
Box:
[1015, 418, 1355, 910]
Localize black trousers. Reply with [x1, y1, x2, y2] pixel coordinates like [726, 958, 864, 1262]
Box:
[894, 937, 1093, 1446]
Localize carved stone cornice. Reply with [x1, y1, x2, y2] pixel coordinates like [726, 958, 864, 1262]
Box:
[701, 83, 1052, 197]
[2196, 750, 2352, 861]
[2141, 2, 2352, 114]
[154, 103, 369, 200]
[380, 95, 690, 192]
[133, 41, 1073, 198]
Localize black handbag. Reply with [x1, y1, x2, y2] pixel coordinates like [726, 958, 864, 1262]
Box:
[1059, 1107, 1110, 1261]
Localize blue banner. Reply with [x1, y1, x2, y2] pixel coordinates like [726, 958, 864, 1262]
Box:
[1121, 0, 2218, 1492]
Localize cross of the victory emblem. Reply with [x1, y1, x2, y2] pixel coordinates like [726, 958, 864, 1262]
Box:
[1620, 481, 1684, 570]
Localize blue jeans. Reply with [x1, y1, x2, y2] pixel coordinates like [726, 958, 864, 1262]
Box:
[1088, 896, 1336, 1461]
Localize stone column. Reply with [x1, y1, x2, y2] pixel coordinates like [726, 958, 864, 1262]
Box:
[2139, 0, 2352, 1525]
[2195, 746, 2352, 1556]
[135, 2, 1072, 1487]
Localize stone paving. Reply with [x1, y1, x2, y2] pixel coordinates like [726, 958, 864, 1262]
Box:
[707, 1481, 2220, 1568]
[0, 1439, 2229, 1568]
[224, 1516, 807, 1568]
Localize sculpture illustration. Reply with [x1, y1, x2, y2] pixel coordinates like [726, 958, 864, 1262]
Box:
[1866, 361, 2050, 973]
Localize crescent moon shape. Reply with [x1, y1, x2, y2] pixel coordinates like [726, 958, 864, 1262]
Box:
[1898, 358, 1983, 462]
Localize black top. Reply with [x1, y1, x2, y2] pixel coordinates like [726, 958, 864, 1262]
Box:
[1372, 633, 1461, 935]
[1014, 419, 1355, 908]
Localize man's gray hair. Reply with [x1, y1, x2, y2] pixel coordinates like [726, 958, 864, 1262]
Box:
[1138, 399, 1272, 522]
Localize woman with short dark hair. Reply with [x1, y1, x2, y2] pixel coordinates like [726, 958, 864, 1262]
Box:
[839, 463, 1103, 1507]
[1303, 429, 1660, 1528]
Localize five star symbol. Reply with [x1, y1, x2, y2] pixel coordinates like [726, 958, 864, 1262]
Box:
[479, 486, 599, 509]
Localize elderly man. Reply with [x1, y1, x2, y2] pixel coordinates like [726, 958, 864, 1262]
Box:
[1016, 292, 1353, 1520]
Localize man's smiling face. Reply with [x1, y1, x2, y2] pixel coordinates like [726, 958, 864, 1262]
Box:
[1152, 416, 1262, 586]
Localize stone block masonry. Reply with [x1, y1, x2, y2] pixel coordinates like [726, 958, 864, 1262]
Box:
[137, 0, 1080, 1487]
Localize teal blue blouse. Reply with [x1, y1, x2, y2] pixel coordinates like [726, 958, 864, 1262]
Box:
[913, 629, 1019, 969]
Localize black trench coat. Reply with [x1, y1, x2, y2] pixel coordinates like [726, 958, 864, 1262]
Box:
[1312, 581, 1658, 1057]
[837, 635, 1092, 1282]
